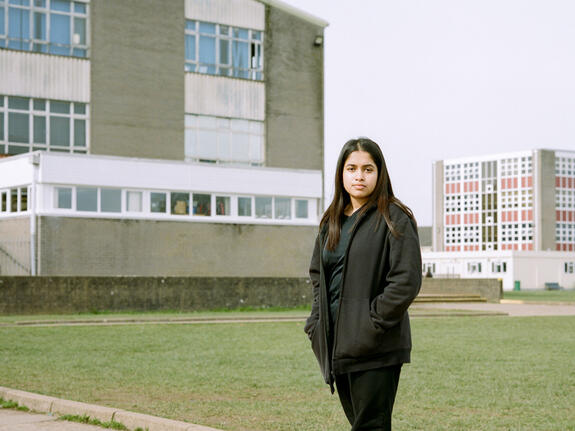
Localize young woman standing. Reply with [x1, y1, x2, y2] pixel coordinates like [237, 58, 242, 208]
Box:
[304, 138, 422, 431]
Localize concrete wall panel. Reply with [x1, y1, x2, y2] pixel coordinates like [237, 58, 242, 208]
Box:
[185, 0, 265, 30]
[38, 216, 317, 277]
[264, 7, 324, 171]
[90, 0, 184, 160]
[0, 217, 30, 275]
[185, 74, 265, 121]
[0, 51, 90, 102]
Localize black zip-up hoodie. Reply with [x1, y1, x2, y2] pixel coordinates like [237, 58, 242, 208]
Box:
[304, 203, 422, 390]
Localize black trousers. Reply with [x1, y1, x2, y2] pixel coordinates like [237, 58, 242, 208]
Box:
[335, 365, 402, 431]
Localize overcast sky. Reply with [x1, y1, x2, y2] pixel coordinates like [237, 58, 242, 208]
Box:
[281, 0, 575, 225]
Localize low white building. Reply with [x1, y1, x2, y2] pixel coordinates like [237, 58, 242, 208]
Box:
[422, 250, 575, 291]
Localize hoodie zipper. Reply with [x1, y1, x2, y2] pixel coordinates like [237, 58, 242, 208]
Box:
[330, 209, 366, 378]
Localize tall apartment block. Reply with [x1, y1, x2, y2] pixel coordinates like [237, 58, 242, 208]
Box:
[425, 149, 575, 290]
[0, 0, 327, 276]
[432, 149, 574, 253]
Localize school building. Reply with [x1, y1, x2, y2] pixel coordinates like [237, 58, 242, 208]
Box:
[0, 0, 327, 276]
[423, 149, 575, 290]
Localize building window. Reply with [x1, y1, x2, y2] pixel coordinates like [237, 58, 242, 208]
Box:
[255, 196, 272, 219]
[100, 188, 121, 213]
[467, 262, 482, 273]
[150, 192, 166, 214]
[185, 20, 263, 81]
[171, 192, 189, 215]
[0, 0, 88, 57]
[185, 114, 264, 166]
[126, 191, 142, 212]
[0, 186, 29, 213]
[76, 186, 97, 211]
[492, 261, 507, 274]
[0, 95, 88, 155]
[565, 262, 575, 274]
[238, 196, 252, 217]
[295, 199, 308, 219]
[55, 186, 72, 209]
[215, 195, 230, 216]
[193, 193, 211, 216]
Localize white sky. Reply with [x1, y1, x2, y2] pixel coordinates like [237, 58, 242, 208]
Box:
[281, 0, 575, 225]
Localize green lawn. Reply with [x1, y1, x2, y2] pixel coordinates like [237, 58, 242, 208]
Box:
[0, 316, 574, 431]
[503, 289, 575, 303]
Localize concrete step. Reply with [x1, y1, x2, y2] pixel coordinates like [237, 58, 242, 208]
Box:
[414, 294, 487, 303]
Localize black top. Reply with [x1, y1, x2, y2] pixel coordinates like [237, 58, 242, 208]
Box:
[322, 211, 358, 327]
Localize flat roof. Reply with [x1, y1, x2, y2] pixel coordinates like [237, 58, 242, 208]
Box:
[257, 0, 329, 28]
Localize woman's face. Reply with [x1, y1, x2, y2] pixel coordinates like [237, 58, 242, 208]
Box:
[342, 150, 378, 207]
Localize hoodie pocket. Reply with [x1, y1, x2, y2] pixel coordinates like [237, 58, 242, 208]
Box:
[335, 297, 385, 359]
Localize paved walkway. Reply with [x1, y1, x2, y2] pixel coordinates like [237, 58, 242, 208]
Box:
[413, 301, 575, 316]
[0, 409, 104, 430]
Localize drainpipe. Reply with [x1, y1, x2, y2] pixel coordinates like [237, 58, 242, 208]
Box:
[29, 152, 40, 276]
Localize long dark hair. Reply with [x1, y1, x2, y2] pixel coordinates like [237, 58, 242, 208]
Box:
[320, 137, 415, 251]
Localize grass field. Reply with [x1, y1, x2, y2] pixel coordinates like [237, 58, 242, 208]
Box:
[0, 315, 574, 431]
[503, 288, 575, 303]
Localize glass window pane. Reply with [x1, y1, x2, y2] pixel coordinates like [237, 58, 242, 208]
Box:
[0, 192, 5, 212]
[8, 8, 30, 48]
[232, 40, 249, 71]
[50, 101, 70, 113]
[101, 188, 121, 212]
[76, 187, 97, 211]
[185, 34, 195, 61]
[231, 133, 250, 162]
[51, 0, 70, 12]
[233, 28, 248, 39]
[250, 135, 263, 163]
[218, 132, 231, 161]
[255, 196, 272, 219]
[11, 189, 18, 212]
[171, 192, 189, 215]
[215, 196, 230, 216]
[55, 187, 72, 209]
[199, 35, 215, 66]
[8, 96, 29, 110]
[73, 16, 85, 44]
[74, 103, 86, 114]
[274, 197, 291, 219]
[219, 39, 229, 64]
[50, 13, 70, 54]
[20, 187, 27, 211]
[33, 99, 46, 110]
[196, 130, 218, 160]
[238, 197, 251, 217]
[74, 119, 85, 147]
[126, 191, 142, 212]
[199, 22, 215, 34]
[0, 113, 4, 140]
[0, 8, 5, 36]
[73, 2, 86, 14]
[50, 116, 70, 146]
[193, 193, 211, 216]
[150, 192, 166, 213]
[8, 113, 29, 143]
[185, 20, 195, 30]
[184, 128, 195, 158]
[33, 116, 46, 143]
[295, 200, 308, 219]
[34, 12, 46, 40]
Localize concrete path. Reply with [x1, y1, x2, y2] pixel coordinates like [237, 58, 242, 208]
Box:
[0, 387, 222, 431]
[413, 301, 575, 317]
[0, 409, 105, 430]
